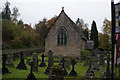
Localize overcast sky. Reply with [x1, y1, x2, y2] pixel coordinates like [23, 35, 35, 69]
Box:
[1, 0, 120, 32]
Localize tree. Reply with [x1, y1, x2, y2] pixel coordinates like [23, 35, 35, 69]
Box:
[83, 28, 89, 39]
[18, 19, 24, 25]
[99, 33, 110, 49]
[102, 18, 111, 36]
[90, 20, 99, 48]
[78, 18, 88, 31]
[2, 1, 11, 20]
[11, 6, 20, 24]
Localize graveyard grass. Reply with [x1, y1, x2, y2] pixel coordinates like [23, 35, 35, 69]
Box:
[2, 52, 108, 79]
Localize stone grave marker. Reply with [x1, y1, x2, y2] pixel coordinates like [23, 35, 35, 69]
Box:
[85, 67, 95, 78]
[61, 57, 68, 76]
[16, 51, 27, 70]
[39, 54, 46, 67]
[69, 59, 77, 76]
[93, 48, 100, 71]
[99, 53, 105, 66]
[26, 61, 37, 80]
[44, 50, 54, 74]
[6, 54, 15, 67]
[2, 54, 10, 74]
[103, 52, 111, 78]
[64, 58, 71, 70]
[32, 53, 38, 72]
[84, 56, 90, 66]
[26, 58, 31, 65]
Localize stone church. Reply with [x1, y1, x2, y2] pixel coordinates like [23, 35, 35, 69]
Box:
[45, 8, 87, 57]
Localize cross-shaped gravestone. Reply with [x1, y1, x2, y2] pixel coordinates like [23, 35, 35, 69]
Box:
[44, 50, 54, 74]
[30, 61, 33, 74]
[69, 59, 77, 76]
[2, 54, 10, 74]
[61, 57, 68, 76]
[39, 54, 46, 67]
[6, 54, 15, 67]
[16, 51, 27, 70]
[26, 61, 37, 80]
[93, 48, 100, 71]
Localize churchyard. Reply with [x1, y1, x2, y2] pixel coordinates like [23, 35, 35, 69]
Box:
[2, 48, 120, 79]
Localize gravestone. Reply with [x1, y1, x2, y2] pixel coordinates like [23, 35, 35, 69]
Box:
[103, 52, 111, 78]
[26, 58, 31, 65]
[61, 57, 68, 76]
[44, 50, 54, 74]
[49, 66, 64, 80]
[93, 48, 100, 71]
[32, 53, 38, 72]
[69, 59, 77, 76]
[85, 67, 95, 78]
[2, 54, 10, 74]
[39, 54, 46, 67]
[99, 53, 105, 66]
[84, 56, 90, 66]
[16, 51, 27, 70]
[6, 54, 15, 67]
[64, 59, 71, 70]
[26, 61, 37, 80]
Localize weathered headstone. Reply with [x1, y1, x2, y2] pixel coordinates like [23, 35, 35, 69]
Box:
[49, 66, 64, 80]
[26, 58, 31, 65]
[64, 59, 71, 70]
[16, 51, 27, 70]
[39, 54, 46, 67]
[84, 56, 90, 66]
[61, 57, 68, 76]
[104, 52, 111, 78]
[44, 50, 54, 74]
[2, 54, 10, 74]
[93, 48, 100, 71]
[6, 54, 15, 67]
[85, 67, 95, 78]
[99, 53, 105, 66]
[69, 59, 77, 76]
[32, 53, 38, 72]
[26, 61, 37, 80]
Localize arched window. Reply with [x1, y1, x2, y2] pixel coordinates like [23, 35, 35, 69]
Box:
[57, 27, 67, 45]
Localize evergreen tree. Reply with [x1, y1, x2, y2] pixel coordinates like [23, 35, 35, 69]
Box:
[90, 20, 99, 48]
[83, 28, 89, 40]
[2, 1, 11, 20]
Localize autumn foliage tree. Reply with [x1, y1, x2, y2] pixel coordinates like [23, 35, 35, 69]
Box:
[35, 16, 57, 45]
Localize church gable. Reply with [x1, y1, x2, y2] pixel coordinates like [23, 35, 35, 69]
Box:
[45, 8, 86, 57]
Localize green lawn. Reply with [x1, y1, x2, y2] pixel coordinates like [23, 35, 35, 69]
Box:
[2, 52, 118, 79]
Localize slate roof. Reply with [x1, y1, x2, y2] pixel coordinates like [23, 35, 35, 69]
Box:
[51, 9, 87, 41]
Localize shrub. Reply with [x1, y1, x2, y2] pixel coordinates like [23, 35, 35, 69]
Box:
[81, 50, 90, 60]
